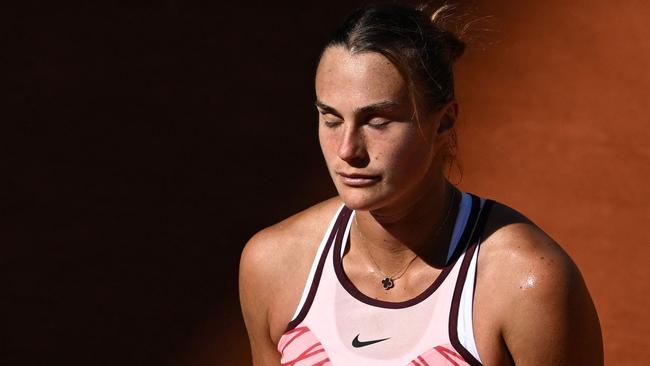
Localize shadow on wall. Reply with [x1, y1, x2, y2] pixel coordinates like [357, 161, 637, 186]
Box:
[6, 0, 649, 365]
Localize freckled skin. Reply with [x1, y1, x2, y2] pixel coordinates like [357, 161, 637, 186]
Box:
[316, 46, 450, 214]
[472, 206, 603, 365]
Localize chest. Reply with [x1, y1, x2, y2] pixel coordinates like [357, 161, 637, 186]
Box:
[276, 248, 481, 364]
[271, 255, 514, 366]
[340, 256, 447, 303]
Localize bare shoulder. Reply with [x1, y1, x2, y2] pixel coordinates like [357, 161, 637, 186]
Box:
[239, 196, 344, 344]
[478, 201, 578, 295]
[240, 196, 343, 283]
[475, 200, 603, 365]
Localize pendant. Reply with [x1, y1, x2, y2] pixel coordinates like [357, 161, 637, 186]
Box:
[381, 277, 395, 290]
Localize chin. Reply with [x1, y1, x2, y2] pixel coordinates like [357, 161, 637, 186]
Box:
[335, 186, 390, 211]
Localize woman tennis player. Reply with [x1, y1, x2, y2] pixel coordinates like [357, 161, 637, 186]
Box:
[239, 3, 603, 365]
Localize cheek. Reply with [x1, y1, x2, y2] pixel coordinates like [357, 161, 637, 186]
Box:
[378, 133, 433, 174]
[318, 129, 338, 164]
[318, 127, 329, 151]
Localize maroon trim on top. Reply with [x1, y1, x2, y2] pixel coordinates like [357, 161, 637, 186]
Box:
[448, 198, 494, 366]
[332, 194, 482, 309]
[286, 206, 353, 331]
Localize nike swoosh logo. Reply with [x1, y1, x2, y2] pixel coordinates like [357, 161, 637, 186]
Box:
[352, 333, 390, 348]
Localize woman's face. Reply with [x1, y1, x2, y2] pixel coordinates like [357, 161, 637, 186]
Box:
[316, 46, 451, 211]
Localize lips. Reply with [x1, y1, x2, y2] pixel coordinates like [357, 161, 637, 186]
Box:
[337, 172, 381, 187]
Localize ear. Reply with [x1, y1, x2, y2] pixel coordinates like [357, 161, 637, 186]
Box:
[436, 101, 459, 134]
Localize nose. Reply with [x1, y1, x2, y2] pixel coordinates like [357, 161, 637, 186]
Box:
[337, 124, 369, 166]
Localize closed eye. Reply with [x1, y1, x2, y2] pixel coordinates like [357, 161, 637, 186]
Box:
[367, 119, 391, 129]
[323, 120, 343, 128]
[321, 116, 343, 128]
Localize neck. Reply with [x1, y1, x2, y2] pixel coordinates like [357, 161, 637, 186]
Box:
[352, 175, 458, 271]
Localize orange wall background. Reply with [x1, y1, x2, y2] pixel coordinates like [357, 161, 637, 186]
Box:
[456, 1, 650, 364]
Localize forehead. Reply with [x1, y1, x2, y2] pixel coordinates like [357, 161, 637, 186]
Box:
[315, 46, 408, 110]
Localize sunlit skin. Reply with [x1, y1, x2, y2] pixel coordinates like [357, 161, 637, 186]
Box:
[316, 46, 451, 216]
[239, 45, 603, 366]
[316, 46, 461, 278]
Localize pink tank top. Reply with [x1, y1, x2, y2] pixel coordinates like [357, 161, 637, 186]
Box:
[278, 192, 492, 366]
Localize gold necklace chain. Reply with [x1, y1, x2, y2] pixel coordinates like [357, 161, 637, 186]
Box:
[353, 188, 456, 290]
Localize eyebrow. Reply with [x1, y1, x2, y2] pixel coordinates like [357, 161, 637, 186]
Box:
[315, 100, 402, 117]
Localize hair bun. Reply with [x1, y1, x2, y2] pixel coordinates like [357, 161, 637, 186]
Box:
[420, 2, 467, 63]
[442, 30, 465, 62]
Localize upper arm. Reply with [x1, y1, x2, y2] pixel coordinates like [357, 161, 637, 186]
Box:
[498, 234, 603, 365]
[238, 198, 341, 365]
[239, 232, 282, 366]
